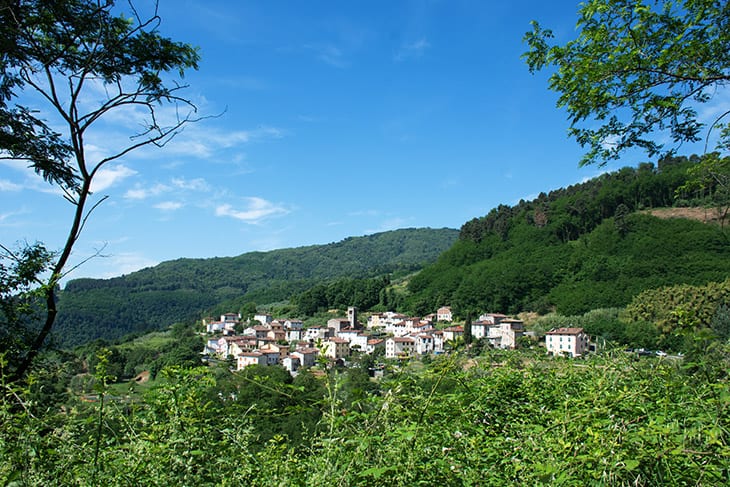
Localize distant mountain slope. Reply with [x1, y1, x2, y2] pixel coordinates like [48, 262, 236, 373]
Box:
[55, 227, 458, 346]
[405, 157, 730, 317]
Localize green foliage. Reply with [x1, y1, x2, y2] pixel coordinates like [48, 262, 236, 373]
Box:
[0, 243, 55, 378]
[679, 152, 730, 228]
[625, 278, 730, 335]
[711, 304, 730, 341]
[523, 0, 730, 166]
[2, 351, 729, 485]
[1, 0, 201, 381]
[292, 275, 391, 316]
[55, 228, 457, 346]
[407, 162, 730, 317]
[535, 308, 661, 350]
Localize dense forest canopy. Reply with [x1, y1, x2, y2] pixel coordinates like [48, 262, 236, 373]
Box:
[405, 155, 730, 318]
[54, 228, 458, 346]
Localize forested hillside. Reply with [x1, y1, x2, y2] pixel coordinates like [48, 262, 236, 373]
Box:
[405, 156, 730, 317]
[54, 227, 458, 346]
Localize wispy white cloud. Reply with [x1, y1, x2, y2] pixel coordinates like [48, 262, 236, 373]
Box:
[90, 164, 137, 192]
[366, 217, 410, 234]
[124, 183, 170, 200]
[172, 177, 211, 192]
[394, 37, 430, 62]
[72, 80, 285, 165]
[124, 177, 211, 200]
[0, 179, 23, 192]
[154, 201, 184, 211]
[159, 124, 286, 160]
[349, 209, 380, 217]
[0, 208, 27, 224]
[0, 161, 58, 193]
[215, 197, 289, 223]
[304, 42, 349, 68]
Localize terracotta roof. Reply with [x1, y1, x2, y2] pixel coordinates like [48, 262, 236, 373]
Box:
[239, 351, 263, 357]
[444, 326, 464, 332]
[294, 348, 319, 354]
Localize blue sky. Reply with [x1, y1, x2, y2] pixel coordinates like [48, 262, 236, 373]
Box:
[0, 1, 666, 282]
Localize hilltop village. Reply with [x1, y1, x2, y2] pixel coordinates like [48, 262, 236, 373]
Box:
[202, 306, 591, 374]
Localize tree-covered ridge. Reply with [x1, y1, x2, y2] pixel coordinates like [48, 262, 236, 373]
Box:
[54, 228, 458, 346]
[406, 157, 730, 317]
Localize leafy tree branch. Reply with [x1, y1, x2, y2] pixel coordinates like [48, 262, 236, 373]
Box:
[0, 0, 202, 381]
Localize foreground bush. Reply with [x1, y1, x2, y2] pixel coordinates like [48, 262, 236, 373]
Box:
[2, 351, 728, 485]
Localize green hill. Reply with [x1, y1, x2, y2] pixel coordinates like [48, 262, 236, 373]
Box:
[54, 227, 458, 346]
[404, 156, 730, 317]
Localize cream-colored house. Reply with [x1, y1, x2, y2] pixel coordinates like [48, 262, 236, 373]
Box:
[237, 351, 266, 369]
[321, 337, 350, 360]
[545, 327, 590, 357]
[488, 319, 524, 349]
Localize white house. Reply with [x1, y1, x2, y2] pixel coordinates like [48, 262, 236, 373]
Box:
[411, 333, 435, 355]
[385, 337, 415, 359]
[436, 306, 453, 322]
[386, 320, 410, 337]
[205, 320, 226, 333]
[367, 313, 385, 329]
[228, 338, 257, 357]
[237, 351, 266, 369]
[479, 318, 524, 349]
[478, 313, 507, 324]
[337, 328, 361, 342]
[370, 311, 407, 330]
[471, 320, 490, 340]
[442, 325, 464, 342]
[253, 313, 272, 326]
[221, 313, 240, 324]
[545, 327, 590, 357]
[284, 319, 303, 330]
[292, 348, 319, 368]
[327, 318, 351, 334]
[217, 336, 255, 357]
[282, 355, 301, 374]
[304, 326, 328, 342]
[286, 327, 304, 342]
[337, 329, 369, 352]
[411, 321, 433, 334]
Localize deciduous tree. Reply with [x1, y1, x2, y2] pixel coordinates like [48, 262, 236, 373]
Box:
[0, 0, 201, 381]
[523, 0, 730, 166]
